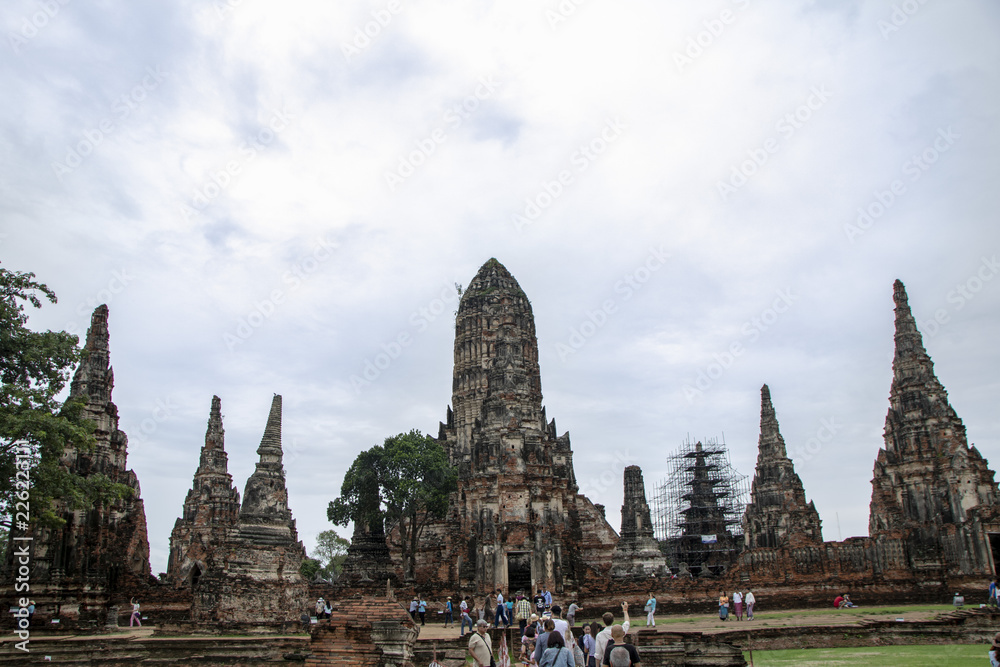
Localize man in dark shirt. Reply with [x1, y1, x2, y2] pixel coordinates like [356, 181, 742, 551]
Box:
[601, 625, 640, 667]
[534, 589, 547, 615]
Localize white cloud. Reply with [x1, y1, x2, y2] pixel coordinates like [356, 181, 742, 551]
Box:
[3, 0, 999, 569]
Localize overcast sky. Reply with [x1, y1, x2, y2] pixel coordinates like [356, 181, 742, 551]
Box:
[3, 0, 998, 575]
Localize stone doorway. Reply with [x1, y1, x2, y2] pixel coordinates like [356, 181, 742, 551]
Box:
[507, 552, 532, 594]
[988, 533, 1000, 575]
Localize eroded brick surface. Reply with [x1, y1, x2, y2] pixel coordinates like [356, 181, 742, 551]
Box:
[383, 259, 618, 595]
[18, 306, 153, 627]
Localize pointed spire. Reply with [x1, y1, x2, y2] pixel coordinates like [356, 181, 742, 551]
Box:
[758, 384, 788, 460]
[194, 395, 233, 478]
[256, 394, 283, 465]
[239, 394, 293, 528]
[69, 304, 113, 404]
[744, 385, 823, 548]
[205, 395, 224, 451]
[891, 279, 936, 389]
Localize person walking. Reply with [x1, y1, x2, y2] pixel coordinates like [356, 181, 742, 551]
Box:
[732, 590, 743, 621]
[409, 597, 418, 622]
[495, 589, 507, 628]
[445, 597, 454, 627]
[745, 590, 755, 620]
[516, 593, 532, 635]
[129, 598, 141, 627]
[468, 620, 494, 667]
[460, 596, 474, 636]
[644, 593, 656, 627]
[418, 598, 427, 625]
[567, 600, 583, 627]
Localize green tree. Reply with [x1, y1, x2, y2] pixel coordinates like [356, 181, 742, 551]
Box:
[299, 557, 322, 580]
[0, 265, 127, 529]
[328, 430, 456, 582]
[312, 529, 349, 579]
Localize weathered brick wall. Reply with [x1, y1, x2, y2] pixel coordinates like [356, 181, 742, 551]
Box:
[306, 596, 417, 667]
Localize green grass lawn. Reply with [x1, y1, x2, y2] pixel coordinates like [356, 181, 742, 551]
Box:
[600, 603, 957, 626]
[744, 644, 984, 666]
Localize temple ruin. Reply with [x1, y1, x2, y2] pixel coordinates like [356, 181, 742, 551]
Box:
[25, 305, 153, 626]
[652, 439, 748, 577]
[611, 466, 668, 578]
[5, 268, 1000, 636]
[741, 384, 823, 550]
[180, 394, 309, 627]
[733, 280, 1000, 594]
[382, 258, 620, 594]
[167, 395, 241, 589]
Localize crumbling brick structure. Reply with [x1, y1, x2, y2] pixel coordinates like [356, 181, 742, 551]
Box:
[612, 466, 667, 577]
[185, 395, 309, 627]
[869, 280, 1000, 576]
[741, 384, 822, 549]
[391, 259, 618, 594]
[167, 395, 241, 588]
[734, 280, 1000, 592]
[16, 305, 153, 627]
[306, 595, 418, 667]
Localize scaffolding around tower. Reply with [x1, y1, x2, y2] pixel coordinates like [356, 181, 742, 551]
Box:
[650, 437, 749, 576]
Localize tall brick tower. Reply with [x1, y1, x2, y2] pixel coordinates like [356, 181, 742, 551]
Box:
[406, 259, 618, 594]
[612, 466, 667, 577]
[29, 305, 152, 626]
[168, 395, 241, 587]
[742, 384, 823, 549]
[191, 395, 307, 626]
[869, 280, 1000, 575]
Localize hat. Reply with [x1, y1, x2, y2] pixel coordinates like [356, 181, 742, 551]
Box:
[530, 614, 539, 621]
